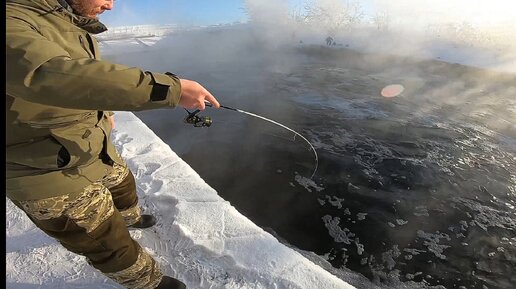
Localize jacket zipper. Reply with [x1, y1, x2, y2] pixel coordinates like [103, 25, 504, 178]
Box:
[79, 35, 94, 58]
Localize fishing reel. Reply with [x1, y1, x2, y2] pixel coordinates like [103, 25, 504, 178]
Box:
[184, 109, 212, 127]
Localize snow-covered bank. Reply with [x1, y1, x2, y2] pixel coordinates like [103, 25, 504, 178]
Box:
[6, 112, 353, 289]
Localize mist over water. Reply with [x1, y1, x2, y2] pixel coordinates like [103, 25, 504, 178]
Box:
[102, 1, 515, 288]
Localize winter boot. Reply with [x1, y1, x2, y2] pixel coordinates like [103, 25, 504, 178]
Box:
[155, 276, 187, 289]
[128, 214, 157, 229]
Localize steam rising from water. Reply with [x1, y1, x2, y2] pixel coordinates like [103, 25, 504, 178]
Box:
[243, 0, 516, 73]
[102, 0, 516, 72]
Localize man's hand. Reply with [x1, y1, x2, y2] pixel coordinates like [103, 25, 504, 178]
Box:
[179, 79, 220, 110]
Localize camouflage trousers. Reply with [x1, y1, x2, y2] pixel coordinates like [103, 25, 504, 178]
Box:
[13, 162, 163, 289]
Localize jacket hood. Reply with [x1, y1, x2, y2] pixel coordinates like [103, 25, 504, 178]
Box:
[6, 0, 108, 34]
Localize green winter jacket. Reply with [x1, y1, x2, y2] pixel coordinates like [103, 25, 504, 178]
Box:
[6, 0, 182, 201]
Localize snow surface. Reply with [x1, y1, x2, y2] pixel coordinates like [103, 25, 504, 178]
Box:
[6, 112, 354, 289]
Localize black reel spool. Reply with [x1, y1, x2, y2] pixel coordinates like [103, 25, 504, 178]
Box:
[184, 109, 212, 127]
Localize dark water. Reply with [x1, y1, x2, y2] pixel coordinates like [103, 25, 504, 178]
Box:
[128, 38, 516, 289]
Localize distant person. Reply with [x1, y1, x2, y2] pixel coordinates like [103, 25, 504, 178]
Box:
[6, 1, 220, 289]
[325, 36, 334, 46]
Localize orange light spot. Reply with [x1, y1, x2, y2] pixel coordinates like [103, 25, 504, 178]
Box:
[381, 84, 405, 98]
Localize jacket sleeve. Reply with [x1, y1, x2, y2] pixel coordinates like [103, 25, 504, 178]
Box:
[6, 13, 182, 111]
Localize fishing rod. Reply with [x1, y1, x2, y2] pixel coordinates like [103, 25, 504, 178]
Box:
[184, 102, 319, 179]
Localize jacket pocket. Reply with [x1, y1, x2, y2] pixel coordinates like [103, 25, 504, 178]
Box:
[57, 146, 71, 168]
[6, 137, 64, 169]
[50, 125, 105, 169]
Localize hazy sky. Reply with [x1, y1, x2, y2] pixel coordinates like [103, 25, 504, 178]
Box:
[100, 0, 250, 26]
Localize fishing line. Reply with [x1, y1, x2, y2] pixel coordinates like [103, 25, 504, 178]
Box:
[200, 102, 319, 179]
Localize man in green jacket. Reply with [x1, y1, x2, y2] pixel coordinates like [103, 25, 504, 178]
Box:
[6, 0, 220, 288]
